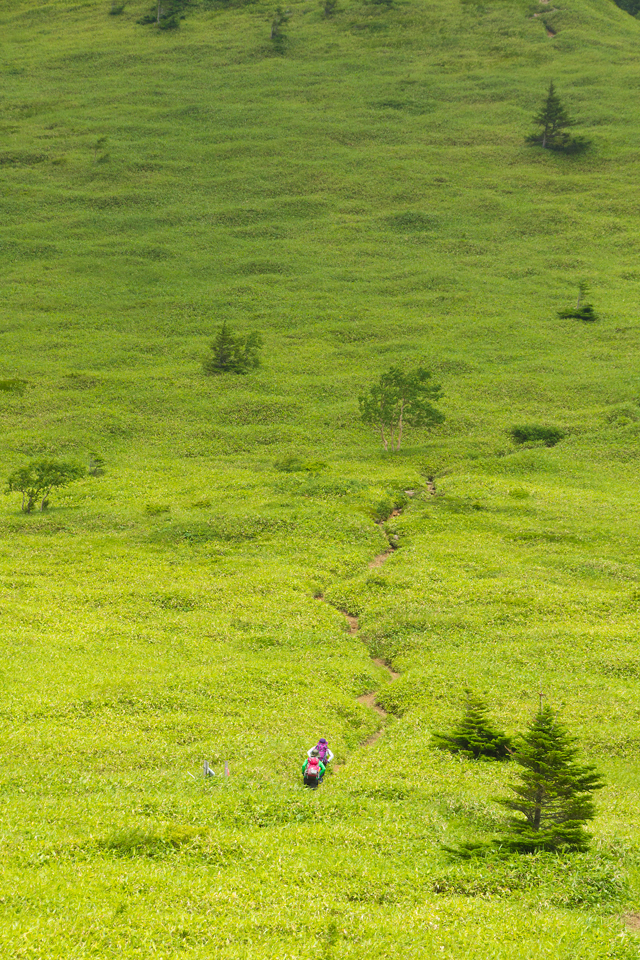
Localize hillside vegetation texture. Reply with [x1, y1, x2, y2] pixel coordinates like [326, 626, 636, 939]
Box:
[2, 0, 640, 956]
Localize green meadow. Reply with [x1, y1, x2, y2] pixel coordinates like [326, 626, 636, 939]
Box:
[2, 0, 640, 955]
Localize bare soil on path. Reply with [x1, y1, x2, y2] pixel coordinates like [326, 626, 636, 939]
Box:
[317, 491, 428, 758]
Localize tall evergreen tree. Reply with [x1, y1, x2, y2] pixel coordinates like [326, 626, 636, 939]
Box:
[498, 705, 604, 852]
[432, 691, 513, 761]
[527, 81, 574, 150]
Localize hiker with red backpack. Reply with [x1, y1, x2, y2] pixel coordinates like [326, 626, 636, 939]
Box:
[302, 748, 325, 788]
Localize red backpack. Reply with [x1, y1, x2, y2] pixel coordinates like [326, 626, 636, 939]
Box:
[306, 757, 321, 782]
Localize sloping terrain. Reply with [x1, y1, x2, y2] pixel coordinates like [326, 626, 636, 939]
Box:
[2, 0, 640, 956]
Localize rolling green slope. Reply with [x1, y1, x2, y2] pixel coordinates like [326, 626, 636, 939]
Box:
[2, 0, 640, 956]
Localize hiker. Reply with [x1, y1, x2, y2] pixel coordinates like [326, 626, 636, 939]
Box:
[302, 748, 325, 788]
[307, 737, 334, 765]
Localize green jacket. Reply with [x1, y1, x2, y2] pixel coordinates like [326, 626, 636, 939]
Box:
[302, 758, 325, 777]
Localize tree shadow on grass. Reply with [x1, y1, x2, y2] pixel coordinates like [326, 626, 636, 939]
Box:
[526, 137, 591, 157]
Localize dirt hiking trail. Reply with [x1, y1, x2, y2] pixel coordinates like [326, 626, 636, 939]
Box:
[319, 483, 434, 759]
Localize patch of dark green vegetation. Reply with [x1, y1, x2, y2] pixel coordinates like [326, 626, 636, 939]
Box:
[432, 691, 513, 761]
[509, 426, 565, 447]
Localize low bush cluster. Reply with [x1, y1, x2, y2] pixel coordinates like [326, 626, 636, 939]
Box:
[508, 425, 565, 447]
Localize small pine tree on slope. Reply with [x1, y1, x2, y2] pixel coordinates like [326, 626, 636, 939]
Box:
[432, 691, 513, 761]
[527, 81, 574, 150]
[498, 705, 604, 853]
[203, 322, 262, 375]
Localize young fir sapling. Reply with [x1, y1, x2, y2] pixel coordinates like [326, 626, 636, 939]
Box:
[270, 6, 291, 40]
[432, 691, 513, 761]
[527, 82, 574, 151]
[203, 322, 262, 376]
[558, 280, 599, 322]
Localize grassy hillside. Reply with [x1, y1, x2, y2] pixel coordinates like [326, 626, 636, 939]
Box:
[2, 0, 640, 956]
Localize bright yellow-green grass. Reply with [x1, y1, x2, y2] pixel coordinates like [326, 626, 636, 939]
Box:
[2, 0, 640, 955]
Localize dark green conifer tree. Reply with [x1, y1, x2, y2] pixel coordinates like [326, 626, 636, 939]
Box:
[527, 81, 574, 150]
[203, 322, 262, 375]
[498, 705, 604, 852]
[432, 691, 513, 761]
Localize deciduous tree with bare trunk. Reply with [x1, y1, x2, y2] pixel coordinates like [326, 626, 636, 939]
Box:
[6, 460, 85, 513]
[359, 365, 444, 451]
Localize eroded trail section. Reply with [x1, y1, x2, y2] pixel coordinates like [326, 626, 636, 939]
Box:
[321, 492, 426, 751]
[368, 508, 401, 569]
[319, 487, 434, 753]
[355, 654, 400, 744]
[344, 613, 359, 636]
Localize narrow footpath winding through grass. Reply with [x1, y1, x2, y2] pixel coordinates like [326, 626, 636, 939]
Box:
[317, 494, 435, 759]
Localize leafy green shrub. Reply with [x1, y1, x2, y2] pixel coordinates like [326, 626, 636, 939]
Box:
[158, 12, 180, 28]
[434, 850, 628, 906]
[274, 455, 327, 473]
[138, 0, 189, 27]
[371, 496, 396, 522]
[432, 691, 513, 760]
[509, 425, 565, 447]
[613, 0, 640, 16]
